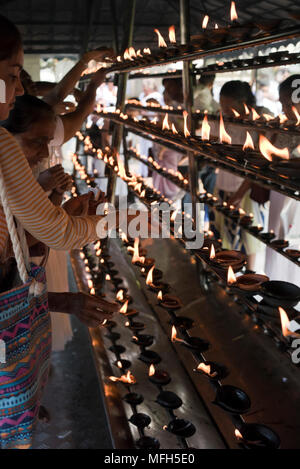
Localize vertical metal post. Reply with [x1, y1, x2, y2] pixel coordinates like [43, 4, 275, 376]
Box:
[180, 0, 198, 220]
[107, 0, 136, 203]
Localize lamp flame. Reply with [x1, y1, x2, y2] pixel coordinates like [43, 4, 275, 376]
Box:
[259, 135, 289, 161]
[171, 326, 185, 344]
[231, 108, 240, 118]
[219, 113, 232, 144]
[117, 361, 123, 368]
[154, 28, 167, 48]
[252, 107, 260, 121]
[279, 306, 292, 337]
[210, 244, 216, 259]
[230, 1, 238, 21]
[149, 364, 155, 377]
[292, 106, 300, 125]
[244, 103, 250, 116]
[197, 363, 211, 374]
[168, 25, 176, 44]
[121, 232, 129, 243]
[128, 46, 137, 59]
[201, 112, 211, 140]
[120, 300, 129, 314]
[235, 429, 243, 440]
[151, 116, 158, 125]
[146, 265, 155, 285]
[243, 131, 255, 150]
[171, 123, 178, 134]
[202, 15, 209, 29]
[227, 265, 237, 285]
[157, 290, 163, 301]
[183, 111, 191, 138]
[109, 371, 136, 384]
[162, 113, 170, 130]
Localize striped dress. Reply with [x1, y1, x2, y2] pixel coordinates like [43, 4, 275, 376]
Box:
[0, 126, 101, 261]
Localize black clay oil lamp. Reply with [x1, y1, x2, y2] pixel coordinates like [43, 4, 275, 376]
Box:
[170, 316, 194, 330]
[103, 320, 117, 330]
[158, 293, 183, 310]
[132, 334, 154, 348]
[139, 350, 161, 365]
[233, 273, 269, 292]
[136, 436, 160, 449]
[260, 281, 300, 308]
[249, 224, 264, 235]
[164, 419, 196, 438]
[105, 331, 121, 341]
[126, 321, 145, 332]
[235, 424, 280, 449]
[240, 215, 253, 227]
[129, 413, 151, 429]
[171, 326, 209, 351]
[213, 385, 251, 414]
[285, 249, 300, 260]
[148, 364, 171, 386]
[194, 361, 228, 380]
[260, 231, 276, 242]
[109, 344, 126, 355]
[123, 392, 144, 406]
[156, 390, 183, 409]
[141, 266, 163, 281]
[270, 239, 289, 250]
[114, 359, 131, 370]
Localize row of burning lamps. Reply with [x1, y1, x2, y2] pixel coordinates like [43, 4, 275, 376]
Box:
[100, 107, 296, 164]
[125, 98, 300, 131]
[80, 2, 240, 77]
[74, 132, 298, 447]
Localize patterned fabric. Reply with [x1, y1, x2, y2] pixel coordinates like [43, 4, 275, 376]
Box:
[0, 263, 51, 449]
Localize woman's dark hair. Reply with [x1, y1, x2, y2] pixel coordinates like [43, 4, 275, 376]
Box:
[3, 95, 55, 134]
[220, 80, 256, 107]
[0, 14, 22, 61]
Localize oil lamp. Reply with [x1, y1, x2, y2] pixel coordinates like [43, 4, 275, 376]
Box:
[136, 436, 160, 450]
[164, 419, 196, 438]
[235, 424, 280, 449]
[159, 294, 183, 310]
[213, 385, 251, 414]
[129, 413, 151, 429]
[148, 364, 171, 386]
[139, 349, 161, 365]
[156, 390, 183, 409]
[123, 392, 144, 406]
[132, 334, 154, 348]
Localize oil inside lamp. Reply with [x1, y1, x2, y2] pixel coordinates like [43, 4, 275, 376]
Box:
[154, 28, 167, 48]
[227, 265, 237, 285]
[243, 131, 255, 151]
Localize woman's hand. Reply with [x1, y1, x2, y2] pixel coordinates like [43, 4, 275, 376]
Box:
[62, 192, 93, 216]
[38, 165, 68, 192]
[48, 292, 120, 328]
[82, 48, 116, 65]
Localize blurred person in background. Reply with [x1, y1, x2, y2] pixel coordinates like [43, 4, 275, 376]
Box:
[194, 73, 219, 114]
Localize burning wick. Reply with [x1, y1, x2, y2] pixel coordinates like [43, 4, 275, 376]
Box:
[157, 291, 163, 301]
[171, 123, 178, 134]
[227, 266, 237, 285]
[219, 113, 232, 144]
[202, 15, 209, 29]
[117, 361, 123, 369]
[244, 104, 250, 116]
[120, 300, 129, 314]
[252, 107, 260, 121]
[162, 113, 170, 130]
[146, 265, 155, 286]
[183, 111, 191, 138]
[230, 1, 238, 21]
[243, 131, 255, 151]
[171, 326, 185, 344]
[292, 106, 300, 126]
[149, 364, 155, 377]
[209, 244, 216, 260]
[154, 28, 167, 48]
[168, 25, 176, 44]
[235, 429, 243, 440]
[201, 112, 211, 141]
[109, 371, 136, 384]
[231, 108, 240, 118]
[116, 290, 124, 301]
[196, 363, 217, 378]
[278, 307, 300, 338]
[259, 135, 289, 161]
